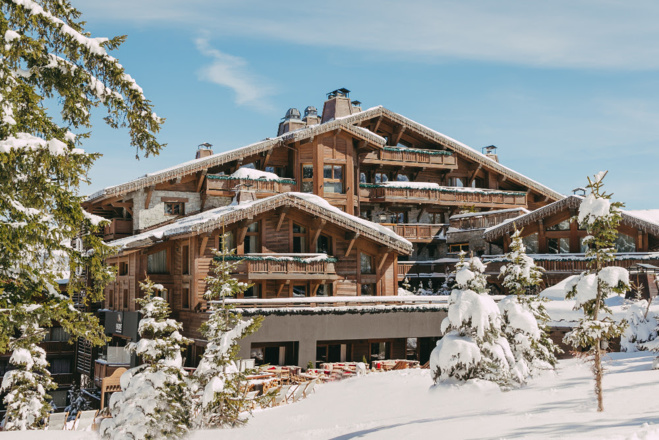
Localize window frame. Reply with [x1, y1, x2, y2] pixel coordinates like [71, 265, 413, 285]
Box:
[164, 202, 185, 216]
[147, 249, 168, 274]
[244, 222, 260, 254]
[360, 252, 374, 275]
[292, 223, 307, 253]
[301, 163, 314, 193]
[323, 164, 344, 194]
[449, 243, 469, 253]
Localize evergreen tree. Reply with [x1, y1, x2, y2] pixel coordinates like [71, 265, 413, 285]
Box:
[193, 235, 263, 429]
[498, 226, 559, 383]
[430, 252, 515, 387]
[64, 379, 90, 421]
[0, 305, 55, 430]
[101, 280, 193, 439]
[1, 0, 164, 429]
[563, 171, 630, 412]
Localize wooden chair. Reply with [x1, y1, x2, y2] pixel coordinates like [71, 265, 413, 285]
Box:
[73, 409, 98, 431]
[47, 411, 68, 430]
[303, 380, 317, 398]
[271, 385, 293, 406]
[245, 390, 260, 410]
[101, 367, 127, 410]
[290, 382, 308, 403]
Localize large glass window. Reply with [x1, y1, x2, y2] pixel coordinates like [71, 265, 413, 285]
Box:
[292, 284, 307, 297]
[361, 283, 376, 296]
[293, 223, 307, 253]
[522, 233, 539, 254]
[244, 222, 259, 253]
[360, 252, 374, 274]
[147, 250, 167, 274]
[448, 177, 464, 187]
[317, 283, 333, 297]
[547, 220, 571, 231]
[548, 237, 570, 254]
[615, 233, 636, 252]
[370, 342, 390, 360]
[375, 172, 388, 184]
[323, 165, 344, 194]
[579, 237, 590, 253]
[302, 164, 314, 193]
[244, 284, 260, 298]
[316, 234, 332, 254]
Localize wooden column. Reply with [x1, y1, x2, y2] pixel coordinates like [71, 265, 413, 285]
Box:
[538, 219, 547, 253]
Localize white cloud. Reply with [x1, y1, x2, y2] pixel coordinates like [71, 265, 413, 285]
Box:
[77, 0, 659, 70]
[194, 37, 275, 112]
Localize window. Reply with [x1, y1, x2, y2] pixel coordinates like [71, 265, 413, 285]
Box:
[218, 232, 234, 252]
[428, 212, 444, 224]
[317, 283, 333, 297]
[293, 223, 307, 253]
[182, 245, 189, 275]
[51, 358, 71, 374]
[360, 252, 374, 274]
[123, 289, 129, 309]
[579, 237, 590, 253]
[147, 249, 167, 274]
[165, 202, 184, 215]
[396, 173, 409, 182]
[48, 327, 69, 342]
[301, 164, 313, 193]
[448, 177, 464, 187]
[547, 220, 571, 231]
[244, 284, 260, 298]
[108, 290, 114, 308]
[265, 166, 286, 177]
[427, 245, 437, 259]
[449, 243, 469, 253]
[370, 342, 390, 360]
[316, 234, 332, 254]
[360, 172, 367, 183]
[323, 164, 344, 194]
[615, 233, 636, 252]
[471, 178, 484, 188]
[292, 284, 307, 297]
[361, 283, 376, 296]
[244, 222, 260, 253]
[522, 234, 539, 254]
[375, 172, 388, 184]
[119, 261, 128, 276]
[548, 237, 570, 254]
[182, 287, 190, 309]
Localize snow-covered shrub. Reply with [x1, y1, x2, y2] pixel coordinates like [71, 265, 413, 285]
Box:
[192, 236, 264, 429]
[430, 252, 515, 387]
[498, 227, 559, 382]
[64, 380, 90, 421]
[563, 171, 630, 412]
[0, 309, 55, 431]
[624, 301, 657, 352]
[101, 279, 193, 440]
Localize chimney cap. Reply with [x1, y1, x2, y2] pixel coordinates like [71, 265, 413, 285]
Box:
[198, 142, 213, 150]
[572, 187, 587, 196]
[351, 100, 362, 106]
[304, 106, 318, 118]
[482, 145, 497, 155]
[327, 88, 350, 99]
[283, 108, 301, 120]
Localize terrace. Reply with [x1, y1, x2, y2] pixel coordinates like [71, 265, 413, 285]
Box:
[227, 253, 340, 281]
[361, 146, 457, 169]
[205, 176, 296, 197]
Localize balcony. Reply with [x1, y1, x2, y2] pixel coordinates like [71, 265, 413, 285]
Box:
[381, 223, 447, 242]
[51, 373, 75, 386]
[360, 184, 527, 209]
[361, 147, 457, 169]
[205, 176, 296, 197]
[398, 260, 455, 280]
[228, 253, 340, 281]
[38, 340, 74, 353]
[103, 218, 133, 240]
[94, 359, 130, 389]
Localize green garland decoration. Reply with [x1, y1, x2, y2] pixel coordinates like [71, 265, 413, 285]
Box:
[359, 183, 525, 197]
[383, 146, 453, 156]
[214, 255, 338, 263]
[233, 304, 448, 316]
[208, 175, 296, 185]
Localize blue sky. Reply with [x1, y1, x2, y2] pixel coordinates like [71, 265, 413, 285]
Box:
[73, 0, 659, 209]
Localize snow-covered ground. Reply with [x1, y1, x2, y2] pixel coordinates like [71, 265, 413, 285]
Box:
[6, 352, 659, 439]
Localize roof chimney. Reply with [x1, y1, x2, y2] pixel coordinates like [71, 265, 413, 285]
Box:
[196, 143, 213, 159]
[277, 107, 305, 136]
[234, 183, 257, 205]
[303, 106, 320, 125]
[482, 145, 498, 163]
[321, 88, 353, 123]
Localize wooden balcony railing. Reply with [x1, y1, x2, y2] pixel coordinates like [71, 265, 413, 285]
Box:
[229, 253, 339, 281]
[38, 341, 74, 353]
[360, 184, 527, 209]
[485, 254, 657, 275]
[378, 223, 447, 242]
[51, 373, 75, 386]
[206, 177, 296, 195]
[397, 261, 455, 280]
[361, 147, 458, 169]
[103, 218, 133, 240]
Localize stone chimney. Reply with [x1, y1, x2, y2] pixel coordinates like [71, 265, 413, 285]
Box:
[351, 100, 362, 113]
[277, 108, 305, 136]
[482, 145, 499, 163]
[196, 143, 214, 159]
[321, 88, 353, 123]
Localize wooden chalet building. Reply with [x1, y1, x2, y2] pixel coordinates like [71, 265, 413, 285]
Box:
[78, 88, 568, 385]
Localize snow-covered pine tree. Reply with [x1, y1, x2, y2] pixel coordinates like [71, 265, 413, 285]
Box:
[0, 305, 55, 430]
[429, 252, 515, 387]
[64, 379, 90, 421]
[193, 234, 263, 429]
[563, 171, 630, 412]
[1, 0, 164, 429]
[100, 280, 193, 440]
[498, 226, 559, 383]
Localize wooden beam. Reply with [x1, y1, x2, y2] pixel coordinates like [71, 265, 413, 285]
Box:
[311, 218, 326, 244]
[144, 186, 155, 210]
[311, 283, 320, 297]
[237, 224, 248, 245]
[377, 252, 389, 273]
[468, 164, 482, 186]
[392, 125, 405, 146]
[261, 150, 273, 170]
[416, 207, 426, 223]
[344, 232, 359, 257]
[371, 116, 382, 133]
[199, 234, 210, 256]
[276, 208, 289, 232]
[277, 281, 289, 297]
[196, 170, 207, 193]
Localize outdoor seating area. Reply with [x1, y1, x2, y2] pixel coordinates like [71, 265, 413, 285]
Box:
[45, 410, 100, 431]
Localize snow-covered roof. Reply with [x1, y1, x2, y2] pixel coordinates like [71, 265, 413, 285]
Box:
[484, 195, 659, 241]
[87, 105, 562, 204]
[107, 192, 413, 255]
[449, 207, 530, 221]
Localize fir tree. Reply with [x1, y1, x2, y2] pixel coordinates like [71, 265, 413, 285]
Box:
[193, 234, 263, 429]
[0, 305, 55, 430]
[498, 226, 559, 383]
[430, 252, 515, 387]
[64, 379, 90, 421]
[1, 0, 164, 429]
[563, 171, 630, 412]
[101, 280, 193, 440]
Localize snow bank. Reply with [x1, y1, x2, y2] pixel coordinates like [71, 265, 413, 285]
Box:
[230, 167, 281, 181]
